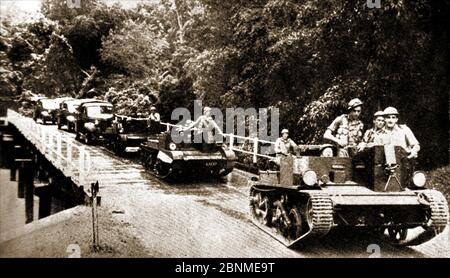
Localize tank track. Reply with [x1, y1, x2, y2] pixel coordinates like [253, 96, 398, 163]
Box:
[305, 191, 334, 239]
[420, 189, 449, 232]
[392, 189, 449, 246]
[249, 185, 334, 248]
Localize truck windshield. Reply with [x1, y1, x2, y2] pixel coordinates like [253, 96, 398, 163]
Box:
[86, 105, 113, 117]
[41, 99, 58, 110]
[67, 103, 78, 113]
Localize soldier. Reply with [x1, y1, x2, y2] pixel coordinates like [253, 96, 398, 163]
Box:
[323, 98, 364, 157]
[183, 106, 223, 151]
[357, 110, 385, 151]
[274, 129, 298, 156]
[148, 106, 160, 122]
[381, 107, 420, 159]
[147, 106, 161, 133]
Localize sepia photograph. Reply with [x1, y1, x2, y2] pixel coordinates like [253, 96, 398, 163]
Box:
[0, 0, 449, 266]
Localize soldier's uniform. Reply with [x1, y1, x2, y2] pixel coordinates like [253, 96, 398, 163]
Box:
[380, 125, 419, 153]
[363, 127, 385, 144]
[274, 137, 297, 156]
[327, 114, 364, 156]
[381, 107, 420, 157]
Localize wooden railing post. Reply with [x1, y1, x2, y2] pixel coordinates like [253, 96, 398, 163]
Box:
[253, 137, 258, 164]
[229, 133, 234, 150]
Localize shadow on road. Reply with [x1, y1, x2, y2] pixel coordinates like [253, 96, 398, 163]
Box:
[291, 228, 424, 258]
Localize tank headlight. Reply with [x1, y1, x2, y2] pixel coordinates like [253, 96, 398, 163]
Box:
[412, 171, 426, 187]
[169, 142, 177, 151]
[303, 170, 318, 186]
[95, 119, 100, 125]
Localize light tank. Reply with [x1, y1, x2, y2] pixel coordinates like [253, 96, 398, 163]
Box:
[249, 144, 449, 247]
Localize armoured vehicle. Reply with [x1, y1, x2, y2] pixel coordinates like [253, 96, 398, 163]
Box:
[33, 97, 59, 124]
[104, 115, 151, 155]
[74, 101, 115, 144]
[249, 144, 448, 247]
[140, 126, 236, 179]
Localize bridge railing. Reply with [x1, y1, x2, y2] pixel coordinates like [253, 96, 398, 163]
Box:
[7, 109, 92, 186]
[160, 122, 276, 164]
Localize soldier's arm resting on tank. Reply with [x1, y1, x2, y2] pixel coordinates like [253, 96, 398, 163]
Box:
[324, 129, 346, 147]
[403, 125, 420, 158]
[323, 116, 346, 146]
[357, 142, 366, 152]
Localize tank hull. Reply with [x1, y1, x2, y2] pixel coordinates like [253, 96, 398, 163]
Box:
[140, 143, 235, 179]
[249, 183, 448, 248]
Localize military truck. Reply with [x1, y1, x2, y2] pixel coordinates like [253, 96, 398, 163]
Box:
[56, 98, 97, 132]
[32, 97, 59, 124]
[74, 101, 115, 144]
[249, 144, 448, 247]
[104, 115, 151, 155]
[140, 125, 236, 179]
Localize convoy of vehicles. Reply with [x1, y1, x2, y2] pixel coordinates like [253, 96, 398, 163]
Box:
[18, 95, 449, 249]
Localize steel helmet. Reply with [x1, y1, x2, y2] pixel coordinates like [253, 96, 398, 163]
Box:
[383, 107, 399, 115]
[347, 98, 363, 110]
[373, 111, 384, 118]
[150, 106, 157, 111]
[281, 129, 289, 134]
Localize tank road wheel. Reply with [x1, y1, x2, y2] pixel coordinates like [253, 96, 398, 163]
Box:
[286, 207, 303, 242]
[249, 190, 272, 226]
[154, 159, 172, 179]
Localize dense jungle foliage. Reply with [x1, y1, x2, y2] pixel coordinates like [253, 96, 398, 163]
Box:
[1, 0, 449, 168]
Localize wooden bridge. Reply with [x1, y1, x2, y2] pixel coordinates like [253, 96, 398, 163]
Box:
[7, 109, 93, 187]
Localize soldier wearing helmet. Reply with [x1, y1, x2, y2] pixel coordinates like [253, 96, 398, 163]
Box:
[381, 107, 420, 159]
[357, 110, 386, 151]
[274, 129, 298, 156]
[323, 98, 364, 157]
